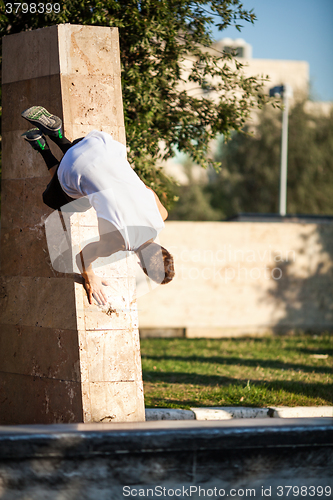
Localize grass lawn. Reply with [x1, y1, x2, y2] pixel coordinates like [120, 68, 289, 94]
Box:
[141, 333, 333, 409]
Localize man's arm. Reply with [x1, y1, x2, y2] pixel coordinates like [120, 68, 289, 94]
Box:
[146, 186, 168, 221]
[77, 218, 125, 266]
[76, 219, 125, 305]
[76, 238, 110, 306]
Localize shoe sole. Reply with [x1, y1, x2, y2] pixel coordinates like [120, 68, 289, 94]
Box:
[21, 106, 62, 135]
[21, 128, 46, 150]
[21, 128, 44, 141]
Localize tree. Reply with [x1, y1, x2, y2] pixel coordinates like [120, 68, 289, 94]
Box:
[0, 0, 267, 206]
[286, 103, 333, 214]
[167, 157, 223, 220]
[207, 101, 333, 217]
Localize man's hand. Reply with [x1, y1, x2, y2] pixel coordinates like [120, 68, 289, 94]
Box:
[83, 271, 111, 305]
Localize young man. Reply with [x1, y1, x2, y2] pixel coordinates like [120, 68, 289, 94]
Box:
[21, 106, 175, 305]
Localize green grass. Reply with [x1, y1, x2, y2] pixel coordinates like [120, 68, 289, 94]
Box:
[141, 334, 333, 409]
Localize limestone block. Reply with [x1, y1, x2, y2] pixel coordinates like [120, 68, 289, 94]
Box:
[0, 372, 82, 425]
[82, 381, 145, 423]
[2, 26, 60, 84]
[23, 177, 54, 226]
[61, 75, 119, 127]
[0, 276, 77, 330]
[58, 24, 125, 145]
[81, 278, 137, 331]
[0, 180, 25, 228]
[0, 325, 80, 381]
[2, 75, 63, 134]
[0, 228, 24, 276]
[0, 226, 66, 278]
[2, 132, 47, 180]
[94, 253, 130, 278]
[69, 124, 127, 145]
[80, 329, 138, 383]
[57, 24, 120, 77]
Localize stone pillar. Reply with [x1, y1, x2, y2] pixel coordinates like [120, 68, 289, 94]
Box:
[0, 25, 145, 424]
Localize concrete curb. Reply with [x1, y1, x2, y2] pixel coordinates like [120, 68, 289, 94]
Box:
[144, 409, 195, 421]
[191, 407, 270, 420]
[268, 406, 333, 418]
[145, 406, 333, 421]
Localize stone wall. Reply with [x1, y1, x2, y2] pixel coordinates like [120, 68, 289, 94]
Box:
[0, 25, 145, 424]
[0, 419, 332, 499]
[138, 221, 333, 337]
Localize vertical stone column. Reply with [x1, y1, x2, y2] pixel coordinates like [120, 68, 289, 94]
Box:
[0, 25, 145, 424]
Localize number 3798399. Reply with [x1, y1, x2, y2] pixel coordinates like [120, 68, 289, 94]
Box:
[5, 3, 61, 14]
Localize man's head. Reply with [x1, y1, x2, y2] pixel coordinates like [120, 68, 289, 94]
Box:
[136, 242, 175, 284]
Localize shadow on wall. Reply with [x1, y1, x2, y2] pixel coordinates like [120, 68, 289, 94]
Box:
[265, 224, 333, 333]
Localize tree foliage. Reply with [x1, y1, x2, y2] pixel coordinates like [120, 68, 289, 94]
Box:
[206, 102, 333, 217]
[0, 0, 268, 205]
[167, 158, 223, 220]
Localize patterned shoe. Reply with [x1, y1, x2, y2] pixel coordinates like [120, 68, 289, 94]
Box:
[21, 106, 63, 137]
[21, 128, 47, 151]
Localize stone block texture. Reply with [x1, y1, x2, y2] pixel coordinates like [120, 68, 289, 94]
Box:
[0, 25, 145, 424]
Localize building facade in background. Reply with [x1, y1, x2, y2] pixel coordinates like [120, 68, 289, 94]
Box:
[164, 38, 332, 185]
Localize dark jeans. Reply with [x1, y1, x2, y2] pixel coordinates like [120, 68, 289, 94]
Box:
[41, 136, 91, 211]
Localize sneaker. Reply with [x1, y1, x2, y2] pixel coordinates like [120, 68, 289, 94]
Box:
[21, 128, 47, 151]
[21, 106, 63, 137]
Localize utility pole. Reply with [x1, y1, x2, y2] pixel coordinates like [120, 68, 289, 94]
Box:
[269, 84, 293, 216]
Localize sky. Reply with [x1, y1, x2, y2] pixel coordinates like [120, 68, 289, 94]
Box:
[211, 0, 333, 102]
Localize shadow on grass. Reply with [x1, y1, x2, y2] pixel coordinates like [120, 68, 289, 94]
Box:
[142, 354, 331, 375]
[142, 370, 333, 402]
[291, 347, 333, 356]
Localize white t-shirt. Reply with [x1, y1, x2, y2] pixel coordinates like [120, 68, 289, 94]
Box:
[57, 131, 164, 251]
